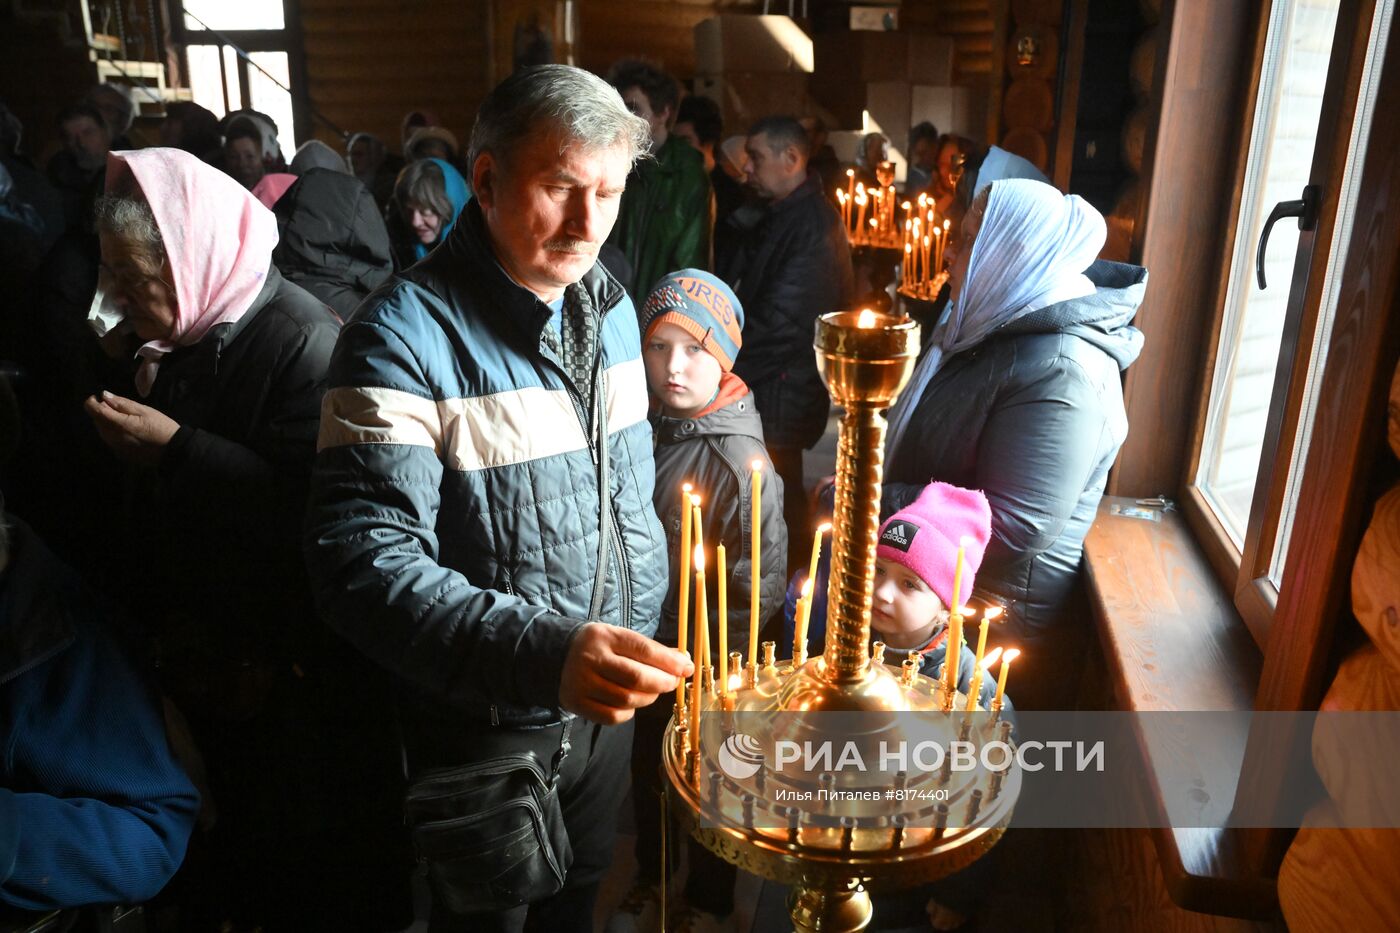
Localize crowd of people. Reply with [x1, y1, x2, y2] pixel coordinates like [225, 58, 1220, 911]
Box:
[0, 58, 1144, 933]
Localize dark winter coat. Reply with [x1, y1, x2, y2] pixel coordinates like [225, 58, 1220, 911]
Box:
[272, 168, 393, 319]
[719, 173, 854, 450]
[304, 199, 668, 734]
[129, 266, 340, 670]
[0, 519, 199, 911]
[651, 374, 788, 652]
[608, 134, 712, 299]
[883, 260, 1147, 640]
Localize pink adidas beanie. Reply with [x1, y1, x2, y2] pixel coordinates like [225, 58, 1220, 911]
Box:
[876, 482, 992, 611]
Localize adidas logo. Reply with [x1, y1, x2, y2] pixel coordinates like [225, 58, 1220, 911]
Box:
[881, 521, 917, 552]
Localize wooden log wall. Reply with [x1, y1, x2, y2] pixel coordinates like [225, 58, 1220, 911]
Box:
[298, 0, 492, 154]
[574, 0, 725, 84]
[295, 0, 759, 156]
[903, 0, 995, 82]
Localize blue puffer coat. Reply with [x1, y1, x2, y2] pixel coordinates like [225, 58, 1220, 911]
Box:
[1, 519, 199, 911]
[305, 200, 668, 731]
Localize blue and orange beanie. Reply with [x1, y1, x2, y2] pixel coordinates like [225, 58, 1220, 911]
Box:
[640, 269, 744, 371]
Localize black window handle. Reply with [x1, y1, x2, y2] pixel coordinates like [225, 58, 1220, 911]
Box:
[1256, 184, 1321, 289]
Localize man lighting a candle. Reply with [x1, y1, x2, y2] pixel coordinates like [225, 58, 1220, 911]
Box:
[304, 66, 690, 932]
[608, 269, 788, 933]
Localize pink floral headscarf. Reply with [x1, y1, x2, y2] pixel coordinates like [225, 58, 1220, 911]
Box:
[105, 148, 280, 394]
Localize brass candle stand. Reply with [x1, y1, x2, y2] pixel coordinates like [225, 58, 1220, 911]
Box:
[662, 310, 1021, 932]
[897, 269, 950, 303]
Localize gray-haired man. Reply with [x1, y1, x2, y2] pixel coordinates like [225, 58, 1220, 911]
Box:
[305, 65, 690, 931]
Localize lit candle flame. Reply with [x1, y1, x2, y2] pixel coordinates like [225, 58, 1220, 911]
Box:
[800, 577, 814, 598]
[980, 646, 1003, 670]
[985, 606, 1004, 622]
[857, 309, 878, 329]
[690, 493, 701, 507]
[1003, 648, 1020, 664]
[751, 459, 763, 471]
[846, 168, 855, 177]
[694, 545, 705, 572]
[817, 522, 832, 534]
[727, 673, 742, 691]
[682, 482, 692, 493]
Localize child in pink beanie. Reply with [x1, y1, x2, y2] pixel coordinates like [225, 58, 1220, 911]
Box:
[873, 481, 1007, 931]
[873, 481, 997, 704]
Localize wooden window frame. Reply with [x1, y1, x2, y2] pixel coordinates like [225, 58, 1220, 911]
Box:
[1089, 2, 1399, 902]
[168, 0, 311, 146]
[1175, 0, 1390, 651]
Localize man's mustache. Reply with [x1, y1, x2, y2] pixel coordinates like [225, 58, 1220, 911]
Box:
[544, 239, 597, 256]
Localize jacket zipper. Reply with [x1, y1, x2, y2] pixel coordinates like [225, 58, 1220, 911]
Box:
[536, 293, 634, 627]
[608, 504, 632, 629]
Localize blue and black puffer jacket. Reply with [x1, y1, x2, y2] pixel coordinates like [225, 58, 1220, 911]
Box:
[304, 199, 668, 731]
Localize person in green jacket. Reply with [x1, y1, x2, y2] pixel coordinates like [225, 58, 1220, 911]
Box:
[606, 59, 713, 301]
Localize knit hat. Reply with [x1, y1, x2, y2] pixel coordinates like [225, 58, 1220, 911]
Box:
[406, 126, 459, 159]
[877, 482, 992, 612]
[640, 269, 744, 371]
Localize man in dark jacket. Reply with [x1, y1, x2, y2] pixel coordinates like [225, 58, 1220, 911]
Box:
[719, 115, 854, 571]
[305, 65, 690, 933]
[0, 513, 199, 913]
[606, 59, 712, 298]
[272, 167, 394, 318]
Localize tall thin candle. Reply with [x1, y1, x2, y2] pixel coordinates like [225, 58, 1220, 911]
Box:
[689, 545, 707, 742]
[966, 614, 991, 712]
[994, 648, 1020, 710]
[968, 646, 1003, 712]
[676, 483, 692, 710]
[945, 611, 963, 697]
[716, 544, 728, 696]
[806, 523, 830, 606]
[950, 538, 967, 615]
[794, 577, 814, 663]
[691, 493, 705, 669]
[748, 462, 762, 675]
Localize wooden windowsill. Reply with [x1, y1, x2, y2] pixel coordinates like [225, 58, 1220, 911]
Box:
[1082, 497, 1277, 919]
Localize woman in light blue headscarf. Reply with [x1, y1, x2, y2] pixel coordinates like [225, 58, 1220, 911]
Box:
[389, 156, 470, 268]
[883, 178, 1147, 711]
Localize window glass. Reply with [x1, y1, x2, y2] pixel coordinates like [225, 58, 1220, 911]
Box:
[183, 0, 284, 31]
[1196, 0, 1340, 546]
[1269, 0, 1395, 584]
[247, 51, 295, 159]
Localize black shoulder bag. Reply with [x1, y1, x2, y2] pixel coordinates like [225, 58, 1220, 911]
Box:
[403, 363, 615, 914]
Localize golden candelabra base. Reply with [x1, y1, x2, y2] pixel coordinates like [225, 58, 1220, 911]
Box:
[662, 309, 1020, 932]
[897, 270, 950, 303]
[846, 229, 904, 251]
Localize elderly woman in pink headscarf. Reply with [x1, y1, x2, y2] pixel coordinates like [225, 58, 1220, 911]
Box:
[80, 148, 407, 929]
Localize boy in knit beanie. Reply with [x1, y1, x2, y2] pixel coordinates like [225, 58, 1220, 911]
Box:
[608, 270, 788, 933]
[873, 481, 999, 707]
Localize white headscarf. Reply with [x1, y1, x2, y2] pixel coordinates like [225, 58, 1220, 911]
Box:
[886, 179, 1107, 459]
